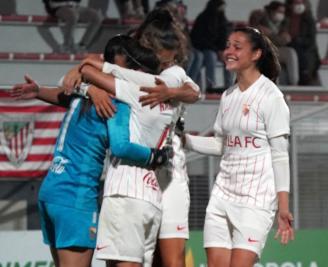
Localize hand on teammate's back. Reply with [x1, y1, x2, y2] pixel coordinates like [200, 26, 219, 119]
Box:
[11, 74, 40, 100]
[139, 78, 171, 108]
[88, 85, 116, 118]
[148, 146, 174, 170]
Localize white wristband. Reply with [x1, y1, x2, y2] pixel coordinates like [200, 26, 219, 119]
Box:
[79, 83, 89, 97]
[72, 82, 90, 98]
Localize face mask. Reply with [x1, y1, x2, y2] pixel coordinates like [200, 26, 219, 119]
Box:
[273, 13, 285, 22]
[293, 3, 305, 14]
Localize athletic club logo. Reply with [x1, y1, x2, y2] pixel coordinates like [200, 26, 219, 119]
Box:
[0, 117, 34, 166]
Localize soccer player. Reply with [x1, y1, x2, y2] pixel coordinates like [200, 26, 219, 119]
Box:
[73, 10, 200, 267]
[184, 27, 294, 267]
[11, 35, 170, 267]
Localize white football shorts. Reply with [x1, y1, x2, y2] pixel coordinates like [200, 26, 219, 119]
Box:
[157, 167, 190, 239]
[204, 194, 275, 257]
[96, 196, 162, 265]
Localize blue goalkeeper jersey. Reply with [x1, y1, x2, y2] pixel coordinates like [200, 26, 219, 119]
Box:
[39, 97, 151, 211]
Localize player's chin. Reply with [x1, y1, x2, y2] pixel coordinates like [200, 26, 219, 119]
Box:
[224, 61, 236, 71]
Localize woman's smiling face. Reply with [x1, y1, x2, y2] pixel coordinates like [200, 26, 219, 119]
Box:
[223, 31, 261, 73]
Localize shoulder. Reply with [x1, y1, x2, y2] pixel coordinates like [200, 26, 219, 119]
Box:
[159, 65, 187, 87]
[222, 84, 238, 99]
[261, 76, 284, 99]
[160, 65, 186, 77]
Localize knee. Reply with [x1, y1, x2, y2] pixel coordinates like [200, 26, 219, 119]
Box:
[56, 7, 78, 25]
[162, 253, 185, 267]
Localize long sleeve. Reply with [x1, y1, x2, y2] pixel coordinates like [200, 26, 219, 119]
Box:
[184, 134, 223, 156]
[108, 99, 151, 166]
[269, 135, 290, 192]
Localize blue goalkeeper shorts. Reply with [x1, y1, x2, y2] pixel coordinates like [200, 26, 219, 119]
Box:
[38, 200, 98, 249]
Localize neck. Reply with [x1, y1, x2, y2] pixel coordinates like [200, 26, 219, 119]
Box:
[236, 69, 262, 91]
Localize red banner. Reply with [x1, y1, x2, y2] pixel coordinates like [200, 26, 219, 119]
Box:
[0, 89, 66, 179]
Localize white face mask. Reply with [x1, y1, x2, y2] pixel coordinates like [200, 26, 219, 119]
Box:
[273, 13, 285, 22]
[293, 3, 305, 14]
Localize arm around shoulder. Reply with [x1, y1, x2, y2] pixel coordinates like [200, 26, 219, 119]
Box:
[80, 65, 117, 95]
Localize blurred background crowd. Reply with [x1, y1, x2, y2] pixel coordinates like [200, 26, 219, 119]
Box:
[1, 0, 327, 91]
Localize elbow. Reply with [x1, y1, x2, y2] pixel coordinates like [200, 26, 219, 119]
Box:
[183, 90, 200, 104]
[189, 90, 201, 103]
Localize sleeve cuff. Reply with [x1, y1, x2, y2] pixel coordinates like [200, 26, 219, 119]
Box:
[102, 62, 114, 74]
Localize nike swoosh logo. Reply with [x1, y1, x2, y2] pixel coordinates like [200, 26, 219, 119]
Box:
[96, 245, 108, 251]
[248, 238, 259, 243]
[177, 225, 186, 231]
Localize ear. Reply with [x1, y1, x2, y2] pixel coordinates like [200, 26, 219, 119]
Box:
[252, 49, 262, 61]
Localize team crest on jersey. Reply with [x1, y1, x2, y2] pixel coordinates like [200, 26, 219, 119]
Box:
[242, 103, 250, 115]
[0, 116, 34, 166]
[49, 156, 69, 174]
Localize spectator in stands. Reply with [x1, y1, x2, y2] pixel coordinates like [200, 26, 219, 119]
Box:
[0, 1, 16, 15]
[141, 0, 150, 15]
[121, 0, 145, 20]
[284, 0, 321, 85]
[189, 0, 233, 91]
[43, 0, 103, 53]
[249, 1, 299, 85]
[155, 0, 185, 22]
[88, 0, 146, 20]
[317, 0, 328, 61]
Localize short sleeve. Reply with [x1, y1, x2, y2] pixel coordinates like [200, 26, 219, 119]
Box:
[184, 76, 200, 92]
[115, 78, 144, 110]
[264, 95, 290, 138]
[159, 65, 186, 87]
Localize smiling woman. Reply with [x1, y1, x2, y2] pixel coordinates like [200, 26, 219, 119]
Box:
[223, 27, 281, 88]
[184, 27, 294, 267]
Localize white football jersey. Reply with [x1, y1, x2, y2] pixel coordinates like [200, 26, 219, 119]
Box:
[212, 75, 290, 210]
[103, 79, 176, 208]
[102, 65, 199, 208]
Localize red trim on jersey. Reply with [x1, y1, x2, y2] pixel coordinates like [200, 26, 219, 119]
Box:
[156, 126, 170, 149]
[233, 155, 242, 200]
[254, 156, 266, 204]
